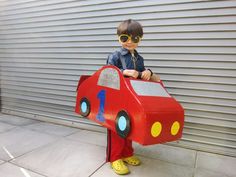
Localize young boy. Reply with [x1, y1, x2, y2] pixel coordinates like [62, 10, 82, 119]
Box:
[106, 19, 160, 175]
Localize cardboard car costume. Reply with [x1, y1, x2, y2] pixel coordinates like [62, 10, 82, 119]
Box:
[75, 65, 184, 145]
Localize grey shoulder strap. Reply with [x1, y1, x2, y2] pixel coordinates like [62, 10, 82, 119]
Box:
[118, 52, 127, 69]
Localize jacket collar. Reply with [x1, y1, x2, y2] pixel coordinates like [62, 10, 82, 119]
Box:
[120, 47, 138, 56]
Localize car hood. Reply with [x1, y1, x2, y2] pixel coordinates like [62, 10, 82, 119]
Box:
[138, 96, 183, 113]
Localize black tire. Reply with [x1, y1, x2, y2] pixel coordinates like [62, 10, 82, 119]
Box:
[115, 110, 131, 138]
[80, 98, 91, 117]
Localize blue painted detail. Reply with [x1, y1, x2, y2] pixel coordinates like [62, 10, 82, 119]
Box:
[118, 116, 127, 131]
[81, 102, 87, 113]
[96, 90, 106, 122]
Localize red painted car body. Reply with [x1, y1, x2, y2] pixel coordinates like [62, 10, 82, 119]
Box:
[75, 65, 184, 145]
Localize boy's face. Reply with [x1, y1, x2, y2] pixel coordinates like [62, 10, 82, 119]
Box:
[118, 34, 140, 52]
[120, 40, 139, 52]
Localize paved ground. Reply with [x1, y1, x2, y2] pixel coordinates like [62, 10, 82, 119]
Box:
[0, 113, 234, 177]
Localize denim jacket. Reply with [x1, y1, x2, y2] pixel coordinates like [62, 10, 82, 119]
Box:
[107, 48, 145, 73]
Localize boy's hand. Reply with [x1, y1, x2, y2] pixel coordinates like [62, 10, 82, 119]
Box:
[150, 74, 161, 82]
[123, 69, 139, 78]
[141, 69, 152, 80]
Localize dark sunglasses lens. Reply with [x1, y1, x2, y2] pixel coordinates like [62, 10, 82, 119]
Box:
[120, 35, 129, 42]
[131, 36, 140, 43]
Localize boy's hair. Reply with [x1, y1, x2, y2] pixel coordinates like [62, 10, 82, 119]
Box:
[117, 19, 143, 37]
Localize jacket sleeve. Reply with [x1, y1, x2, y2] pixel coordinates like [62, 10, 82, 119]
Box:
[106, 52, 124, 73]
[139, 55, 146, 72]
[106, 53, 117, 65]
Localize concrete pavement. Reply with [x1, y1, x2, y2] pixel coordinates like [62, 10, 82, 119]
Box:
[0, 113, 235, 177]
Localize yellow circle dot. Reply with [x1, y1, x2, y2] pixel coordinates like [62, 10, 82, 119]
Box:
[171, 121, 180, 135]
[151, 122, 162, 137]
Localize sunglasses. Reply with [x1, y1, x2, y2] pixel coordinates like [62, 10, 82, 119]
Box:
[118, 34, 142, 43]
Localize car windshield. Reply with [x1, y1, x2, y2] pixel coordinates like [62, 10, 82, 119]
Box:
[130, 80, 171, 97]
[97, 68, 120, 90]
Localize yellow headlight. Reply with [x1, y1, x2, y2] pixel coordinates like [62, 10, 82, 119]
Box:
[151, 122, 162, 137]
[171, 121, 180, 135]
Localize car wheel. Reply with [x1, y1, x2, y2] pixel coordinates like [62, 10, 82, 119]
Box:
[115, 110, 130, 138]
[80, 97, 91, 117]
